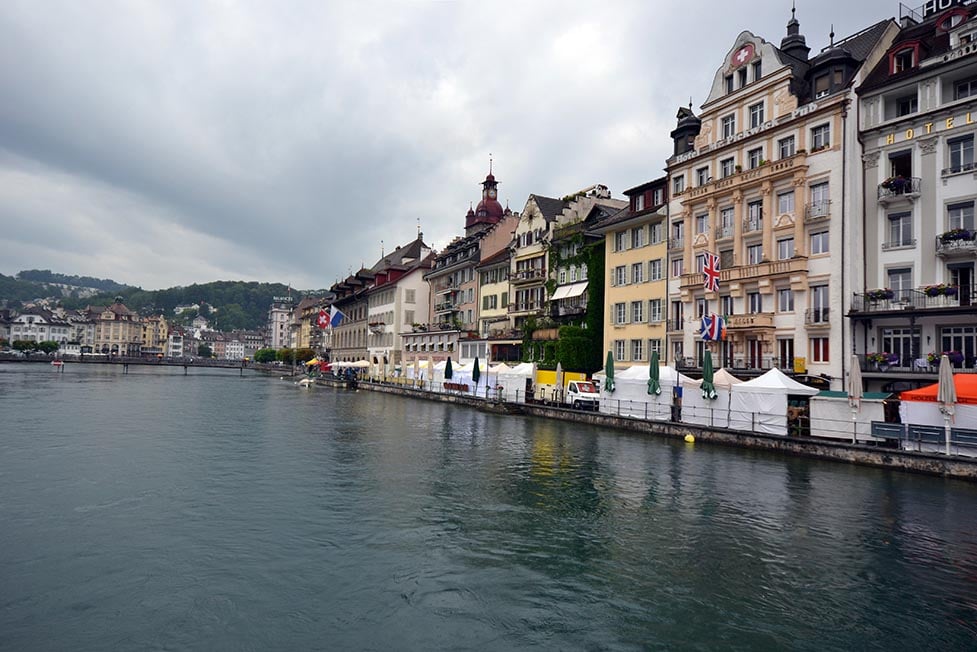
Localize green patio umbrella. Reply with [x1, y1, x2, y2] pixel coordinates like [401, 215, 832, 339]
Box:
[701, 350, 718, 400]
[604, 351, 615, 393]
[444, 357, 453, 380]
[647, 351, 661, 395]
[472, 357, 481, 388]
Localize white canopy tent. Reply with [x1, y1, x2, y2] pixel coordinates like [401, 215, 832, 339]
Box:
[681, 368, 743, 429]
[728, 368, 819, 436]
[596, 365, 689, 421]
[496, 363, 534, 402]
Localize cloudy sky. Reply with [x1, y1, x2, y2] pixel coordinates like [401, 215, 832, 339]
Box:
[1, 0, 894, 291]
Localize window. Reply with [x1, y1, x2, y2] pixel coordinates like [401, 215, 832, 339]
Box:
[810, 182, 830, 213]
[614, 340, 626, 361]
[747, 200, 763, 231]
[695, 213, 708, 234]
[956, 77, 977, 100]
[649, 299, 663, 322]
[811, 231, 829, 254]
[778, 135, 795, 159]
[631, 262, 644, 284]
[671, 258, 684, 277]
[614, 265, 627, 286]
[649, 338, 662, 357]
[696, 298, 707, 319]
[748, 292, 763, 314]
[722, 114, 736, 138]
[696, 166, 710, 186]
[948, 136, 974, 173]
[887, 213, 913, 248]
[672, 221, 684, 242]
[673, 175, 685, 194]
[718, 207, 734, 239]
[811, 124, 830, 150]
[725, 74, 734, 94]
[752, 59, 762, 82]
[631, 301, 644, 323]
[558, 270, 567, 285]
[887, 267, 912, 293]
[748, 148, 763, 169]
[814, 73, 830, 98]
[892, 47, 915, 73]
[777, 237, 794, 260]
[405, 289, 416, 303]
[738, 67, 747, 88]
[811, 284, 829, 321]
[649, 259, 663, 281]
[631, 339, 644, 362]
[895, 93, 918, 117]
[721, 157, 735, 177]
[747, 243, 763, 264]
[778, 288, 794, 312]
[810, 337, 830, 363]
[948, 202, 975, 230]
[653, 188, 664, 205]
[614, 231, 627, 252]
[778, 190, 795, 214]
[571, 267, 579, 282]
[614, 303, 627, 325]
[721, 295, 734, 316]
[720, 249, 734, 269]
[631, 226, 645, 248]
[633, 194, 645, 212]
[749, 102, 764, 128]
[649, 222, 663, 244]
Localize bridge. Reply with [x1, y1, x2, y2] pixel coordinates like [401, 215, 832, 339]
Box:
[0, 354, 286, 376]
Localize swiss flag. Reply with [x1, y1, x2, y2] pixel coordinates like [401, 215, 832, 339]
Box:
[317, 309, 329, 329]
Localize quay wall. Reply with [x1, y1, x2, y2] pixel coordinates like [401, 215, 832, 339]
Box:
[342, 379, 977, 482]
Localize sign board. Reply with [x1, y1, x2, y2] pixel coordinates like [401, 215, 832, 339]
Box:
[793, 357, 807, 374]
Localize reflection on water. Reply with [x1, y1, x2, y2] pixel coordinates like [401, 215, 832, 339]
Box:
[1, 362, 976, 650]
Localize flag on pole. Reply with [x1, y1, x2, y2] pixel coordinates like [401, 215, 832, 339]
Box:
[703, 251, 721, 293]
[317, 309, 329, 329]
[700, 314, 726, 341]
[329, 306, 345, 328]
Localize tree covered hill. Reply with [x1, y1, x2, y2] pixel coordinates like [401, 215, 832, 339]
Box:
[17, 269, 132, 294]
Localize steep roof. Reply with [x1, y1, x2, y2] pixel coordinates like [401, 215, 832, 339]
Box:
[531, 195, 568, 223]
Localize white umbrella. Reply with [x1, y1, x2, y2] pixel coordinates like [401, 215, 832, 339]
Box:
[938, 354, 957, 456]
[848, 354, 863, 444]
[555, 362, 564, 403]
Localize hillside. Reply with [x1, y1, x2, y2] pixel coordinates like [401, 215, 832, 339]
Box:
[16, 269, 132, 294]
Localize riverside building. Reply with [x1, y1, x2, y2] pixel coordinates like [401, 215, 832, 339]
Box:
[852, 0, 977, 391]
[665, 11, 896, 388]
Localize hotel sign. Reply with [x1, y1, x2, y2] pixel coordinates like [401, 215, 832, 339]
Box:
[673, 102, 820, 165]
[882, 112, 975, 145]
[920, 0, 971, 19]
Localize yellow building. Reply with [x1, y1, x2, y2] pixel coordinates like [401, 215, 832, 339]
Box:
[592, 177, 669, 369]
[141, 314, 169, 355]
[90, 301, 143, 356]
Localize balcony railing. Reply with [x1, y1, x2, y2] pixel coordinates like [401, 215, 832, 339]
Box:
[715, 225, 734, 240]
[878, 176, 921, 202]
[850, 287, 970, 313]
[680, 256, 808, 288]
[881, 238, 916, 251]
[941, 161, 976, 177]
[511, 269, 547, 284]
[743, 218, 763, 233]
[667, 319, 684, 332]
[669, 237, 684, 250]
[508, 302, 543, 313]
[854, 353, 977, 374]
[804, 201, 831, 222]
[727, 313, 774, 329]
[434, 302, 456, 313]
[805, 307, 830, 326]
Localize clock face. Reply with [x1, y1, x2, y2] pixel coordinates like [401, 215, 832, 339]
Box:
[488, 188, 497, 199]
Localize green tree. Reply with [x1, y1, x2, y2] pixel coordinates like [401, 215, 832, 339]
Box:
[12, 340, 36, 353]
[276, 348, 293, 363]
[36, 341, 60, 354]
[254, 348, 277, 363]
[294, 348, 316, 363]
[197, 344, 213, 358]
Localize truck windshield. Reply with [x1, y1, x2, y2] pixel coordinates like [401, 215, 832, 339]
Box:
[576, 382, 598, 394]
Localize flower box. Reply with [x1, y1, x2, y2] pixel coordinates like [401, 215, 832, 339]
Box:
[866, 352, 899, 365]
[865, 288, 895, 301]
[923, 284, 958, 297]
[939, 228, 976, 243]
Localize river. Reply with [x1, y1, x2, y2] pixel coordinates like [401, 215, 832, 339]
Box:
[1, 362, 975, 650]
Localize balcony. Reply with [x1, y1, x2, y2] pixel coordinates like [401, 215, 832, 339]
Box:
[935, 230, 977, 258]
[435, 282, 459, 294]
[743, 217, 763, 233]
[804, 201, 831, 223]
[805, 308, 830, 327]
[849, 287, 971, 314]
[941, 161, 976, 177]
[368, 321, 386, 335]
[508, 302, 543, 314]
[881, 238, 916, 251]
[726, 313, 774, 329]
[510, 268, 547, 285]
[715, 225, 734, 240]
[434, 301, 456, 314]
[877, 176, 921, 204]
[669, 237, 684, 250]
[679, 256, 808, 289]
[855, 353, 977, 374]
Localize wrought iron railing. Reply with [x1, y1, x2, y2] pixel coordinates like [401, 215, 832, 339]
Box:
[877, 176, 921, 201]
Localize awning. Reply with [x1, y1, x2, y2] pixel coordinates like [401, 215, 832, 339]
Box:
[550, 285, 571, 300]
[562, 281, 589, 299]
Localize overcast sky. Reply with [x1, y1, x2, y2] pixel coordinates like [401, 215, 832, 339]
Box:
[1, 0, 895, 291]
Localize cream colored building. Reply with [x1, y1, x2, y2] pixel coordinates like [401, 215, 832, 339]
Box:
[665, 13, 895, 388]
[90, 301, 143, 356]
[141, 314, 169, 355]
[592, 177, 669, 369]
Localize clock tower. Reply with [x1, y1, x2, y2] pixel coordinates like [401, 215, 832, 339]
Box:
[465, 160, 506, 235]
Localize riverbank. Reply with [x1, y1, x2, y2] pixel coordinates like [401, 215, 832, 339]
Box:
[317, 374, 977, 482]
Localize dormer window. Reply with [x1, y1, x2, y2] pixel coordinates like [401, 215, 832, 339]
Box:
[891, 47, 916, 74]
[937, 8, 968, 33]
[814, 73, 830, 99]
[634, 194, 645, 212]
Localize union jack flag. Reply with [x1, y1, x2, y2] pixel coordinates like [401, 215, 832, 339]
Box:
[703, 252, 721, 293]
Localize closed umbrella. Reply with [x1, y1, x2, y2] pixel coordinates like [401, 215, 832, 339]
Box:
[648, 351, 662, 396]
[413, 357, 420, 383]
[604, 351, 615, 393]
[938, 354, 957, 456]
[555, 362, 564, 403]
[472, 357, 481, 393]
[699, 350, 716, 399]
[444, 357, 453, 380]
[427, 355, 434, 381]
[848, 354, 863, 444]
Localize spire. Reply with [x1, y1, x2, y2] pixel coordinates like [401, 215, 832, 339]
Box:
[781, 3, 810, 62]
[830, 24, 835, 47]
